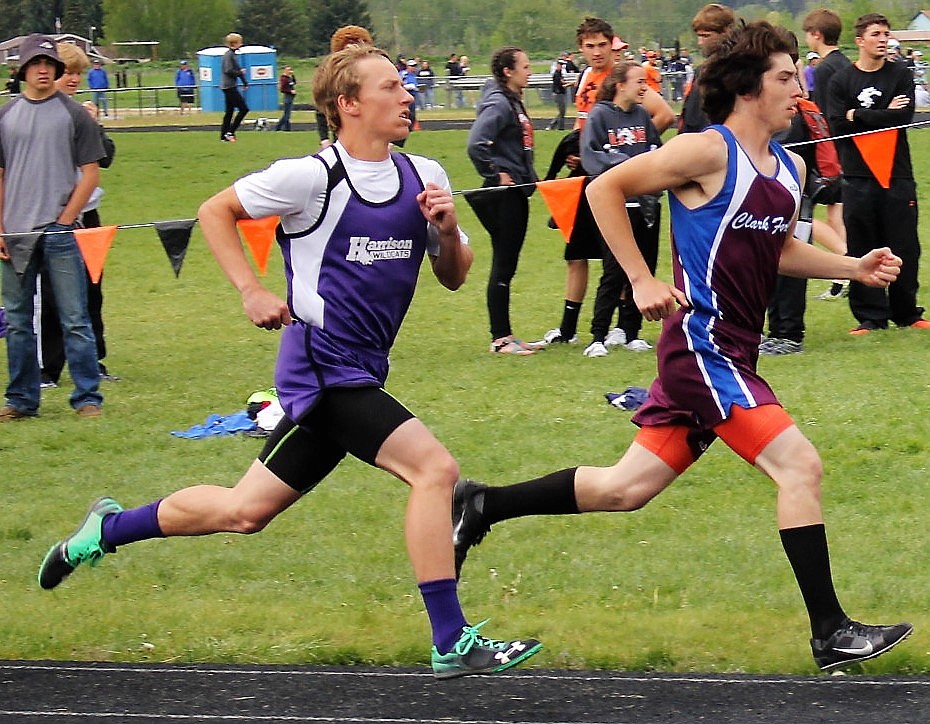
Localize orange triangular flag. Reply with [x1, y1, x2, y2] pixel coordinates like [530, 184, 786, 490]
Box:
[74, 225, 118, 284]
[853, 129, 896, 189]
[237, 216, 279, 276]
[536, 177, 585, 242]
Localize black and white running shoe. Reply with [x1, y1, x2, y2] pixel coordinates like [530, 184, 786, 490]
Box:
[452, 479, 490, 579]
[812, 618, 913, 671]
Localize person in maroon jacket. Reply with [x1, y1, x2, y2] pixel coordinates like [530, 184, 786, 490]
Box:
[275, 65, 296, 131]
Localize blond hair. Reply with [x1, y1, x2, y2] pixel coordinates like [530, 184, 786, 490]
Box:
[312, 44, 389, 135]
[225, 33, 243, 47]
[56, 42, 90, 73]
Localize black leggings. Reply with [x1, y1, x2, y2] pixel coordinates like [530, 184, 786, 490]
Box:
[467, 186, 530, 339]
[221, 87, 249, 137]
[590, 206, 661, 341]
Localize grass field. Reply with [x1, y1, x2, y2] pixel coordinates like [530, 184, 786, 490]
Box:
[1, 127, 929, 675]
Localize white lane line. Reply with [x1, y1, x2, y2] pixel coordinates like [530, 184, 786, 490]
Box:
[0, 713, 621, 724]
[1, 662, 928, 687]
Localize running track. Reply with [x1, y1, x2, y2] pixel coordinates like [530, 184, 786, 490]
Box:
[2, 661, 930, 723]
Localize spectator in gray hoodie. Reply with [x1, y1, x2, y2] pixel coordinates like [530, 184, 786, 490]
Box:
[465, 46, 539, 355]
[219, 33, 249, 141]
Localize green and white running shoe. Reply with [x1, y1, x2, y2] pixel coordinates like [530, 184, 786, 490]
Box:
[38, 497, 123, 590]
[431, 619, 542, 679]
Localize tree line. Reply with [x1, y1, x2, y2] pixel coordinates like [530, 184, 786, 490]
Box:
[0, 0, 915, 63]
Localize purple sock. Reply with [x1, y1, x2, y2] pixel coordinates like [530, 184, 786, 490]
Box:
[418, 578, 468, 654]
[101, 500, 165, 548]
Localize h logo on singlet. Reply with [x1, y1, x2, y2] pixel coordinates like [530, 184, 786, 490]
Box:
[346, 236, 374, 265]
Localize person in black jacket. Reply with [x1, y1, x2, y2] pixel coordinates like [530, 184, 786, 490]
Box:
[678, 3, 737, 134]
[5, 66, 20, 95]
[40, 42, 118, 387]
[546, 53, 571, 130]
[827, 12, 928, 334]
[761, 35, 843, 356]
[802, 8, 851, 301]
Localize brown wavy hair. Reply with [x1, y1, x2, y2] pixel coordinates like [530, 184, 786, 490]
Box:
[699, 20, 795, 124]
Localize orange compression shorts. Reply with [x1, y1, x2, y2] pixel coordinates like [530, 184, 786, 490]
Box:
[633, 404, 795, 474]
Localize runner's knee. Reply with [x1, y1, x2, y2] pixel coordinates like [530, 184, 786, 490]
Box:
[407, 448, 459, 492]
[227, 503, 278, 534]
[772, 446, 823, 498]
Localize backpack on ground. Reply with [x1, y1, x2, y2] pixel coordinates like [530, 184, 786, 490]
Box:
[797, 97, 842, 204]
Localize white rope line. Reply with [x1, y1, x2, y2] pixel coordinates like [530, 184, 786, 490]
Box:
[453, 117, 930, 195]
[6, 116, 929, 237]
[0, 218, 197, 239]
[783, 116, 930, 147]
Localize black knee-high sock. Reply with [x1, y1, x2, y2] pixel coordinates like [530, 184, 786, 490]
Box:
[482, 468, 579, 526]
[780, 524, 847, 640]
[559, 301, 582, 339]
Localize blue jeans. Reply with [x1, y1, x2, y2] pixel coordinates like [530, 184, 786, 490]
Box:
[93, 90, 108, 115]
[275, 94, 293, 131]
[1, 223, 102, 414]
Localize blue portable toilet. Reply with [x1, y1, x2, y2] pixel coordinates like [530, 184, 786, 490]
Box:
[196, 44, 278, 112]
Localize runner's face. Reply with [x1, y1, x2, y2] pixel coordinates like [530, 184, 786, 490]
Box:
[579, 34, 611, 71]
[352, 55, 414, 140]
[757, 52, 803, 132]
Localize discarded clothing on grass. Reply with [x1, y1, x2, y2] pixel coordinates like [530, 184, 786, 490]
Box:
[246, 387, 284, 432]
[605, 386, 649, 411]
[255, 399, 283, 432]
[171, 410, 257, 438]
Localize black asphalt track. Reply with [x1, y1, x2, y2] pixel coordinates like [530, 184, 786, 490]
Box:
[2, 661, 930, 723]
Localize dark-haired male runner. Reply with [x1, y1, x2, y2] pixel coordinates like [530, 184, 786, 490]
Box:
[455, 20, 912, 672]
